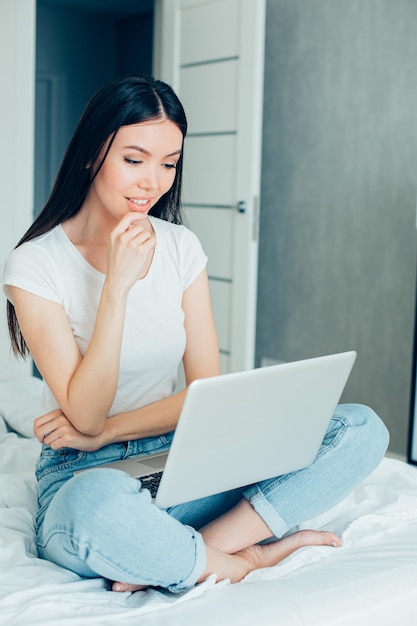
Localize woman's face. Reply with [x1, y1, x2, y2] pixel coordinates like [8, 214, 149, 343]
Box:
[87, 119, 183, 221]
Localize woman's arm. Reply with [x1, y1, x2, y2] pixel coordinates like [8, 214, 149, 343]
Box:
[102, 268, 220, 443]
[11, 284, 126, 436]
[33, 269, 220, 449]
[10, 213, 156, 436]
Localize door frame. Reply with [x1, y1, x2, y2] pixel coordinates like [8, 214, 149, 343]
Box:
[153, 0, 266, 372]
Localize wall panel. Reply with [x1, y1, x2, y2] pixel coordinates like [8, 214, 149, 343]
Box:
[257, 0, 417, 456]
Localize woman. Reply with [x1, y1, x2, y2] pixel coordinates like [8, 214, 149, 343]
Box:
[3, 75, 389, 593]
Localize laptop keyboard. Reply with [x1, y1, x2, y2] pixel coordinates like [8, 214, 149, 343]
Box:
[137, 471, 163, 498]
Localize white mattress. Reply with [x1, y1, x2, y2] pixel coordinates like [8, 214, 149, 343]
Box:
[1, 374, 417, 625]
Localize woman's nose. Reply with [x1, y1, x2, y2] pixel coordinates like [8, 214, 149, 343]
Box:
[137, 164, 159, 191]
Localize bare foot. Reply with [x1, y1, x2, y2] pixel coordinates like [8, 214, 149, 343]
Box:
[198, 529, 341, 585]
[112, 530, 341, 592]
[235, 529, 341, 577]
[112, 582, 148, 593]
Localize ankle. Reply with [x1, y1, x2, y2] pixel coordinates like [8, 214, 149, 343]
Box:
[198, 547, 249, 585]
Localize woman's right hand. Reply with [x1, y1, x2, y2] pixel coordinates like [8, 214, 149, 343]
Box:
[106, 212, 156, 293]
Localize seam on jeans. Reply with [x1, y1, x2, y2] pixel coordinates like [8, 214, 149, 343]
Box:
[314, 417, 347, 460]
[124, 433, 173, 459]
[40, 528, 165, 586]
[36, 451, 88, 479]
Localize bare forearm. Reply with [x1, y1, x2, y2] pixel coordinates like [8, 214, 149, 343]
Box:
[34, 388, 186, 452]
[65, 283, 128, 434]
[101, 389, 187, 444]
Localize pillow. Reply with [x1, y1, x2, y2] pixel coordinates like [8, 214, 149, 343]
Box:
[0, 374, 43, 438]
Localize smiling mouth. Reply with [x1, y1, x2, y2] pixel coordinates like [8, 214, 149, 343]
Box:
[127, 198, 153, 212]
[129, 198, 149, 206]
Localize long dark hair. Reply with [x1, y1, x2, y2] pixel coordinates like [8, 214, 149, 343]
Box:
[8, 75, 188, 358]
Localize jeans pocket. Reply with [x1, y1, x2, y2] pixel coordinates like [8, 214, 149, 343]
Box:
[125, 432, 174, 458]
[35, 446, 87, 480]
[316, 416, 347, 459]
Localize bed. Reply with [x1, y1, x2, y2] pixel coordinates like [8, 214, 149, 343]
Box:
[1, 371, 417, 625]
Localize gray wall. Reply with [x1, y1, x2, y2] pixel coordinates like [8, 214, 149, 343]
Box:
[256, 0, 417, 456]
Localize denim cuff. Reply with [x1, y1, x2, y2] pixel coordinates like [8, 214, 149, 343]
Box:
[243, 484, 289, 538]
[167, 526, 207, 593]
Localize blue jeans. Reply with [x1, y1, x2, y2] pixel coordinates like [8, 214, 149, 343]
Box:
[35, 404, 389, 593]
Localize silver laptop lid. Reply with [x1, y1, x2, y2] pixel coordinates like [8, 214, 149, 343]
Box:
[155, 351, 357, 508]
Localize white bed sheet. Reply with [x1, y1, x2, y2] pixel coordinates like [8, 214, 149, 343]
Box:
[1, 414, 417, 625]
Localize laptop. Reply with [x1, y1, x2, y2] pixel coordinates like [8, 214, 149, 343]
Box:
[89, 351, 356, 508]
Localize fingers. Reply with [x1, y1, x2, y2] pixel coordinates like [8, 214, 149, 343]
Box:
[40, 419, 70, 449]
[110, 214, 156, 255]
[120, 225, 156, 250]
[33, 409, 66, 444]
[112, 212, 149, 236]
[104, 214, 156, 292]
[34, 408, 63, 428]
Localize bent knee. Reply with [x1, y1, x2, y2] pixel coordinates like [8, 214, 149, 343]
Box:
[50, 468, 140, 523]
[336, 403, 389, 457]
[71, 467, 135, 492]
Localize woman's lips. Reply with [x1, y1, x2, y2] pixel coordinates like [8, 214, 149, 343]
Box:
[127, 197, 151, 212]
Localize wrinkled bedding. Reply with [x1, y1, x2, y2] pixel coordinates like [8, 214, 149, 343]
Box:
[1, 374, 417, 625]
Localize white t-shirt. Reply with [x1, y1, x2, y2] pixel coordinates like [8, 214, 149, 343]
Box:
[3, 217, 207, 416]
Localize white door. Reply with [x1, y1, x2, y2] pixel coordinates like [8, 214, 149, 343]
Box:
[154, 0, 266, 374]
[0, 0, 35, 374]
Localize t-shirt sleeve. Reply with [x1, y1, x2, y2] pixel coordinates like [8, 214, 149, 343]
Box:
[3, 243, 62, 305]
[179, 227, 208, 291]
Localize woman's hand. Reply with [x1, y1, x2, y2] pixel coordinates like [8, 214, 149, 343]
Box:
[106, 212, 156, 294]
[34, 409, 106, 452]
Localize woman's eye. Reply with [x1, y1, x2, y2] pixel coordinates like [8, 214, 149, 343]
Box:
[124, 158, 141, 165]
[163, 163, 177, 170]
